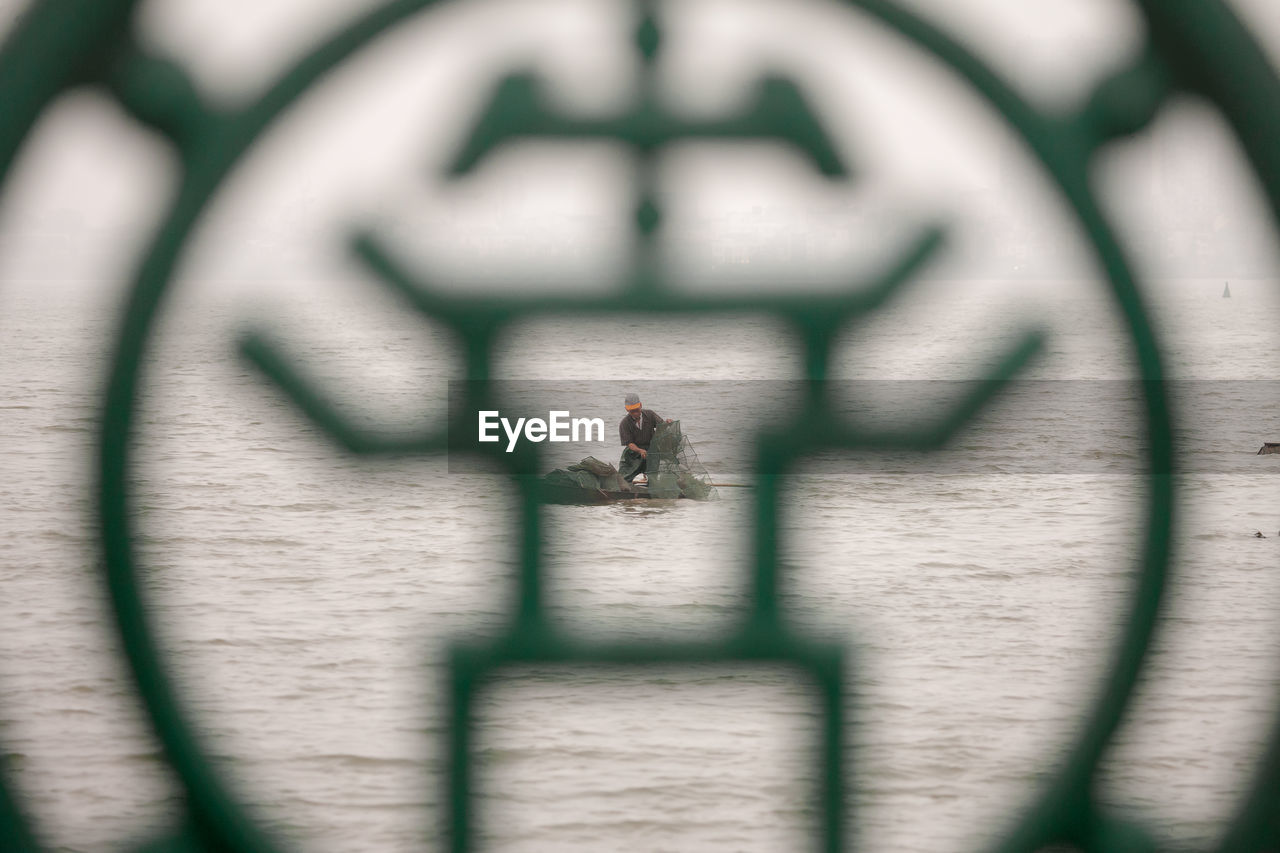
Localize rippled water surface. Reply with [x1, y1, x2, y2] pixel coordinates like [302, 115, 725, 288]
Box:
[1, 279, 1278, 852]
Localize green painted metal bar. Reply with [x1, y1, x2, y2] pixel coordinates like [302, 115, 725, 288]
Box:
[0, 0, 135, 192]
[449, 74, 848, 177]
[0, 0, 1276, 850]
[830, 3, 1178, 848]
[240, 332, 445, 455]
[101, 44, 222, 155]
[347, 224, 947, 320]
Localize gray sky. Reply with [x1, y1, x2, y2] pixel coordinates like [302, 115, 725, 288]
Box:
[0, 0, 1278, 297]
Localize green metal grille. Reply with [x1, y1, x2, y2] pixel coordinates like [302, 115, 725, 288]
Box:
[0, 0, 1277, 851]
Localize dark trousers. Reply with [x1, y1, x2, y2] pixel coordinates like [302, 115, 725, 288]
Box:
[619, 447, 647, 482]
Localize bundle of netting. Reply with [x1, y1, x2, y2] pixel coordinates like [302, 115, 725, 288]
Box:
[541, 456, 631, 495]
[646, 420, 718, 500]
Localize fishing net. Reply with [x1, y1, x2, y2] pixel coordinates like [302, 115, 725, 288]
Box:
[542, 456, 631, 493]
[646, 420, 718, 501]
[541, 422, 718, 501]
[570, 456, 630, 492]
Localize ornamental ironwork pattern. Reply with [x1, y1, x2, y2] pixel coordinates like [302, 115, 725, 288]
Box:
[0, 1, 1278, 851]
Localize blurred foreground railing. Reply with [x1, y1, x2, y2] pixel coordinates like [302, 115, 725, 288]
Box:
[1, 0, 1278, 851]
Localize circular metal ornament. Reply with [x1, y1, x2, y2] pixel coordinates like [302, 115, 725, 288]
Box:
[0, 0, 1275, 850]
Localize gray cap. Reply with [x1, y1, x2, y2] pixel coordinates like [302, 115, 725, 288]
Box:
[624, 392, 641, 409]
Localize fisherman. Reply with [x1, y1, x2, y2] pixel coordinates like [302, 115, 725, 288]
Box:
[619, 392, 672, 482]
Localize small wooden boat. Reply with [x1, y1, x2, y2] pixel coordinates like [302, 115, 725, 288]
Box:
[1259, 442, 1280, 455]
[540, 480, 679, 505]
[538, 423, 717, 504]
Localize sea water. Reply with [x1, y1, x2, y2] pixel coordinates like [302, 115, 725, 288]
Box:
[1, 276, 1278, 852]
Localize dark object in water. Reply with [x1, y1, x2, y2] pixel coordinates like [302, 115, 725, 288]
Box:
[540, 479, 669, 505]
[540, 462, 667, 504]
[1258, 442, 1280, 455]
[1255, 531, 1267, 538]
[540, 456, 633, 503]
[642, 420, 717, 500]
[540, 422, 719, 505]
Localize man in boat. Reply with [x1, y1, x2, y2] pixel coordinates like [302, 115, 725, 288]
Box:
[618, 392, 672, 483]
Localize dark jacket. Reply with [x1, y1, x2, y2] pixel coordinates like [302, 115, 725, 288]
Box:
[619, 409, 663, 450]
